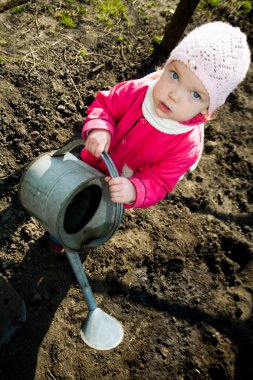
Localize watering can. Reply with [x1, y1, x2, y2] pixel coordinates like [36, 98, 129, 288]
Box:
[19, 139, 124, 350]
[19, 139, 123, 251]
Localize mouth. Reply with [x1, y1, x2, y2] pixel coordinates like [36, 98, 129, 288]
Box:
[157, 101, 171, 114]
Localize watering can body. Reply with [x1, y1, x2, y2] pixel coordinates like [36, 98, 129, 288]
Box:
[19, 140, 123, 251]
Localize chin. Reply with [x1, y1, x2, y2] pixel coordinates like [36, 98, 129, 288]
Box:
[155, 107, 170, 119]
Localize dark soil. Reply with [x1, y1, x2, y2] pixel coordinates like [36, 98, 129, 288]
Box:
[0, 1, 253, 379]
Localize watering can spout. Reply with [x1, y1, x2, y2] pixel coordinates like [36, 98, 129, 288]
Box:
[65, 250, 124, 350]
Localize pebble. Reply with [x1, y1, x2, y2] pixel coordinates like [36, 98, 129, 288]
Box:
[57, 104, 65, 112]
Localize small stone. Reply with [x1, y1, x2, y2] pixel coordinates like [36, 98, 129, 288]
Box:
[57, 104, 65, 112]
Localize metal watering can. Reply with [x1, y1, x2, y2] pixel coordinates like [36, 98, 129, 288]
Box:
[19, 139, 124, 350]
[19, 139, 123, 251]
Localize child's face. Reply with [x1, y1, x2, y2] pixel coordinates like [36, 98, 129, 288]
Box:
[153, 60, 210, 122]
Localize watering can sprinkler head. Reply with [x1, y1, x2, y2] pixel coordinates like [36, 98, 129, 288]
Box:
[81, 308, 124, 350]
[66, 250, 124, 350]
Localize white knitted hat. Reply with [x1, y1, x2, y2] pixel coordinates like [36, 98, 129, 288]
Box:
[167, 22, 251, 113]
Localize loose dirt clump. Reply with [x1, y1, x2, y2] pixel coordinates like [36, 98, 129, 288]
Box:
[0, 1, 253, 379]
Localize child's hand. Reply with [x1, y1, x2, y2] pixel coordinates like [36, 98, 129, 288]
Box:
[105, 177, 136, 204]
[85, 129, 111, 157]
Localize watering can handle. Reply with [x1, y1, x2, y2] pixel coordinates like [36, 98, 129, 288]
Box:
[52, 139, 119, 178]
[52, 138, 124, 238]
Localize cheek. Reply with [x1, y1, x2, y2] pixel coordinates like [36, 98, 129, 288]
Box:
[188, 95, 202, 108]
[159, 80, 169, 95]
[152, 86, 158, 102]
[153, 82, 163, 99]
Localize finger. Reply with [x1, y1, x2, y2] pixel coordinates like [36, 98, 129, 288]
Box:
[106, 177, 122, 185]
[110, 193, 124, 202]
[110, 185, 125, 194]
[89, 142, 103, 157]
[111, 198, 123, 203]
[86, 140, 97, 155]
[104, 140, 111, 152]
[94, 146, 103, 158]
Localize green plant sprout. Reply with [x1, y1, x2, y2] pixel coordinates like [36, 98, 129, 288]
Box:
[57, 12, 76, 28]
[95, 0, 127, 25]
[0, 56, 10, 63]
[146, 1, 158, 8]
[79, 48, 88, 56]
[10, 5, 25, 14]
[0, 39, 10, 45]
[152, 35, 162, 44]
[200, 0, 252, 13]
[78, 5, 87, 15]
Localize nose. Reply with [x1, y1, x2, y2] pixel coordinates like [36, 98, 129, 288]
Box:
[168, 86, 183, 103]
[168, 92, 178, 103]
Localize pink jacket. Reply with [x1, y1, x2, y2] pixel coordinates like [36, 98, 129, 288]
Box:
[81, 77, 204, 209]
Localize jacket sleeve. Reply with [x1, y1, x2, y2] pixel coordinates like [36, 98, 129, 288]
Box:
[125, 146, 200, 209]
[81, 80, 144, 138]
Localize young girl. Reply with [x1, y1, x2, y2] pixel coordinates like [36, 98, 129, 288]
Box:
[81, 21, 250, 208]
[50, 21, 250, 254]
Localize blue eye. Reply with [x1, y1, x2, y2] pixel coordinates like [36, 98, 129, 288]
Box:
[171, 71, 179, 80]
[192, 91, 201, 100]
